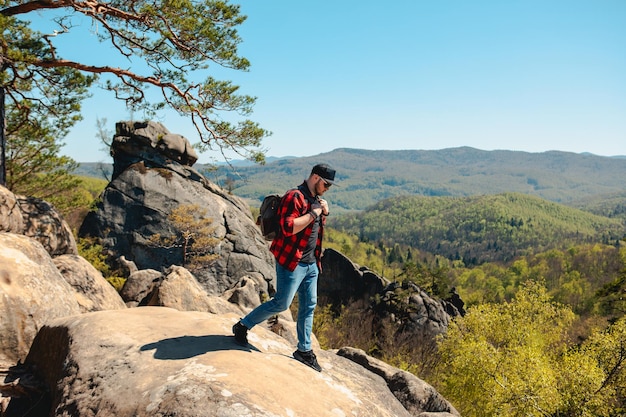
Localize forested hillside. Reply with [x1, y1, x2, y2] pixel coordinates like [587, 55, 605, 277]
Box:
[78, 147, 626, 213]
[329, 193, 625, 265]
[570, 191, 626, 221]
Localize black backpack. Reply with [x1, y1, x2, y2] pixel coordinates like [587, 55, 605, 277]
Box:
[256, 194, 283, 241]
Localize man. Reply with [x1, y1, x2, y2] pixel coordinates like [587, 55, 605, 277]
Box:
[232, 163, 338, 372]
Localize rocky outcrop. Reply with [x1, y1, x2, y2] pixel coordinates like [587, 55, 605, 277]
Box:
[15, 196, 78, 257]
[52, 254, 126, 313]
[79, 121, 275, 298]
[110, 120, 199, 177]
[321, 248, 454, 337]
[6, 308, 456, 417]
[320, 248, 388, 305]
[0, 186, 77, 257]
[119, 268, 163, 307]
[338, 347, 460, 416]
[0, 233, 81, 365]
[0, 187, 23, 233]
[144, 265, 245, 316]
[0, 186, 126, 368]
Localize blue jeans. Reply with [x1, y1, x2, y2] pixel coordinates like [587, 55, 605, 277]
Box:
[241, 262, 318, 352]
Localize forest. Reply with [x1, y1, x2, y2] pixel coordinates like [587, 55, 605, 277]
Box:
[315, 191, 626, 417]
[329, 192, 624, 265]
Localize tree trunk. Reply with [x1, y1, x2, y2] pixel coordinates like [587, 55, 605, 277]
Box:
[0, 86, 5, 186]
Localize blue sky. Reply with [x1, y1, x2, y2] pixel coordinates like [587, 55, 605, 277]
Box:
[34, 1, 626, 163]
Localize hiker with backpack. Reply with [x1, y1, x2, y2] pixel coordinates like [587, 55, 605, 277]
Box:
[232, 163, 338, 372]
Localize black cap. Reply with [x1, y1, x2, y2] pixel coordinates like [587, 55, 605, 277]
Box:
[311, 163, 338, 185]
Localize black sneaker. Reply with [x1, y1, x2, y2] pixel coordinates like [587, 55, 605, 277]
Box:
[293, 350, 322, 372]
[232, 321, 249, 346]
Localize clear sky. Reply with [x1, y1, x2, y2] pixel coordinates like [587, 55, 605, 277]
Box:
[38, 0, 626, 163]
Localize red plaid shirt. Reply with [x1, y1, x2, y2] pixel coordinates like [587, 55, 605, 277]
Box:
[270, 182, 325, 272]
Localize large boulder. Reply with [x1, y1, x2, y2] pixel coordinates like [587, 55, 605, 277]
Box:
[320, 248, 388, 306]
[0, 186, 77, 257]
[8, 308, 457, 417]
[144, 265, 245, 316]
[15, 195, 78, 257]
[119, 268, 163, 307]
[52, 254, 126, 313]
[0, 233, 81, 365]
[338, 347, 460, 416]
[79, 121, 275, 299]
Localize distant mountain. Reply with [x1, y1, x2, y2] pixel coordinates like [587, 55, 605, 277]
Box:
[580, 152, 626, 159]
[75, 162, 113, 180]
[78, 147, 626, 213]
[211, 147, 626, 212]
[213, 156, 296, 166]
[74, 156, 296, 180]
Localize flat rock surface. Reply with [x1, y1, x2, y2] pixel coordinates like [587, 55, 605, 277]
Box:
[23, 307, 414, 417]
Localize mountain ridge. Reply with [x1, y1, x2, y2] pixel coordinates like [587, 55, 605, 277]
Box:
[218, 147, 626, 211]
[76, 147, 626, 212]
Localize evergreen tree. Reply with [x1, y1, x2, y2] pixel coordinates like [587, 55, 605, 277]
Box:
[5, 98, 89, 212]
[0, 0, 269, 184]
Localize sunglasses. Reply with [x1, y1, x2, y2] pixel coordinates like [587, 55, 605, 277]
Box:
[319, 177, 332, 188]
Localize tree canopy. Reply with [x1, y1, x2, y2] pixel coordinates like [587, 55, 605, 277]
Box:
[435, 281, 626, 417]
[0, 0, 269, 184]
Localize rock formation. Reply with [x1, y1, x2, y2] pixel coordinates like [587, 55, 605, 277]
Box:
[319, 248, 388, 305]
[337, 347, 459, 416]
[118, 268, 162, 307]
[321, 249, 455, 338]
[143, 265, 246, 316]
[0, 233, 82, 365]
[0, 187, 23, 233]
[1, 184, 124, 365]
[79, 120, 275, 297]
[52, 254, 127, 313]
[110, 119, 199, 177]
[6, 308, 459, 417]
[0, 187, 77, 257]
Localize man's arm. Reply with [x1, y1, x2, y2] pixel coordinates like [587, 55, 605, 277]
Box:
[291, 203, 322, 234]
[280, 191, 323, 236]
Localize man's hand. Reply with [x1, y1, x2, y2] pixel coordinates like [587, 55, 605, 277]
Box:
[318, 199, 329, 216]
[311, 201, 323, 217]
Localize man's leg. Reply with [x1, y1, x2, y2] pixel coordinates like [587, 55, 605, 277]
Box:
[295, 263, 318, 353]
[234, 263, 305, 345]
[292, 263, 321, 371]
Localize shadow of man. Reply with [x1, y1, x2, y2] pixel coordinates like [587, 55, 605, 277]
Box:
[140, 335, 260, 360]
